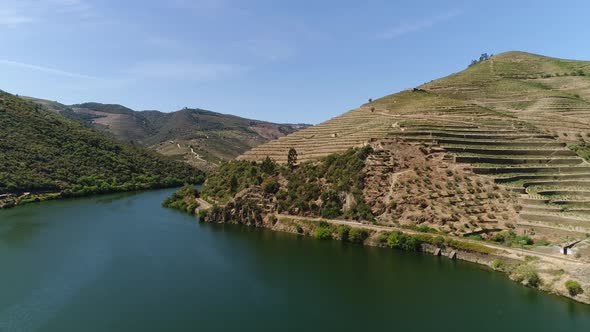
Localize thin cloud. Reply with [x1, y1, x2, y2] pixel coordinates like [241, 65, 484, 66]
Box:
[0, 10, 33, 26]
[49, 0, 93, 17]
[127, 61, 248, 81]
[240, 39, 296, 62]
[170, 0, 230, 13]
[0, 0, 94, 26]
[377, 9, 463, 40]
[0, 59, 102, 80]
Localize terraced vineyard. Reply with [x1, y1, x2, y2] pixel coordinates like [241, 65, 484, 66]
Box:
[239, 51, 590, 240]
[238, 108, 397, 163]
[387, 118, 590, 238]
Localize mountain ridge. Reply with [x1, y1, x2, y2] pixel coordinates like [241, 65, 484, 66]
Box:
[24, 97, 309, 168]
[0, 90, 203, 206]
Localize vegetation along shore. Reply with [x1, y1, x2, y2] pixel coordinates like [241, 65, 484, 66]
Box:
[163, 51, 590, 305]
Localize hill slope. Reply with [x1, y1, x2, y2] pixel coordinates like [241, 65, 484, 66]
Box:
[239, 51, 590, 240]
[0, 90, 203, 204]
[25, 98, 308, 168]
[241, 51, 590, 163]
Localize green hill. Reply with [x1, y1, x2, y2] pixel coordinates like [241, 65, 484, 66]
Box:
[237, 51, 590, 241]
[24, 98, 308, 168]
[241, 51, 590, 163]
[0, 90, 204, 206]
[195, 51, 590, 302]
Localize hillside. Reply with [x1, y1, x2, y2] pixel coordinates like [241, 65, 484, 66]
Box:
[239, 52, 590, 238]
[241, 51, 590, 163]
[25, 97, 308, 168]
[198, 51, 590, 302]
[0, 90, 204, 207]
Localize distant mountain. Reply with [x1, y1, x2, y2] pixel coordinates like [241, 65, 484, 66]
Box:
[0, 90, 203, 202]
[24, 97, 309, 169]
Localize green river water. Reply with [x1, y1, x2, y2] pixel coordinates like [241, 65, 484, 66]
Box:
[0, 188, 589, 331]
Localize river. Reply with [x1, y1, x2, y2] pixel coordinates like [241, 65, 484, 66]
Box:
[0, 188, 589, 331]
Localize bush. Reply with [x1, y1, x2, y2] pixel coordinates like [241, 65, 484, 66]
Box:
[337, 225, 351, 241]
[262, 180, 280, 194]
[314, 226, 332, 240]
[512, 265, 541, 288]
[321, 201, 342, 219]
[491, 259, 505, 270]
[348, 228, 369, 244]
[492, 230, 532, 247]
[345, 200, 374, 221]
[387, 232, 403, 249]
[386, 232, 422, 252]
[295, 225, 304, 234]
[565, 280, 584, 296]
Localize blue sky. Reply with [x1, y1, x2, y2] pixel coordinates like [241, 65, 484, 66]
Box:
[1, 0, 589, 124]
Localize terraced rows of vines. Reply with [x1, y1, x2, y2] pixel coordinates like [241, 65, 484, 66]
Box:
[239, 51, 590, 238]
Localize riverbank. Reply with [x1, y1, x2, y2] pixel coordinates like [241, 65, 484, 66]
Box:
[197, 207, 590, 304]
[0, 181, 205, 210]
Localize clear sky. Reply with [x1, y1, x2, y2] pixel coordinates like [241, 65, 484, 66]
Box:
[1, 0, 589, 124]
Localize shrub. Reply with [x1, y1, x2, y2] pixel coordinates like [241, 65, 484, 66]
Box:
[337, 225, 351, 241]
[386, 232, 421, 252]
[387, 232, 403, 249]
[346, 200, 374, 221]
[321, 201, 342, 219]
[348, 228, 369, 244]
[512, 265, 541, 288]
[314, 226, 332, 240]
[262, 179, 280, 194]
[565, 280, 583, 296]
[515, 235, 533, 246]
[534, 238, 550, 246]
[377, 233, 389, 244]
[491, 259, 505, 270]
[432, 236, 445, 246]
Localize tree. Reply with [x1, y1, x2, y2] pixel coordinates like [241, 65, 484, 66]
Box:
[229, 175, 238, 193]
[469, 53, 493, 67]
[260, 156, 276, 174]
[368, 98, 373, 103]
[287, 148, 298, 169]
[479, 53, 490, 62]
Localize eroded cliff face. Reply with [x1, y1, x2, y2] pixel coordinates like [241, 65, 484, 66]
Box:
[201, 186, 277, 226]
